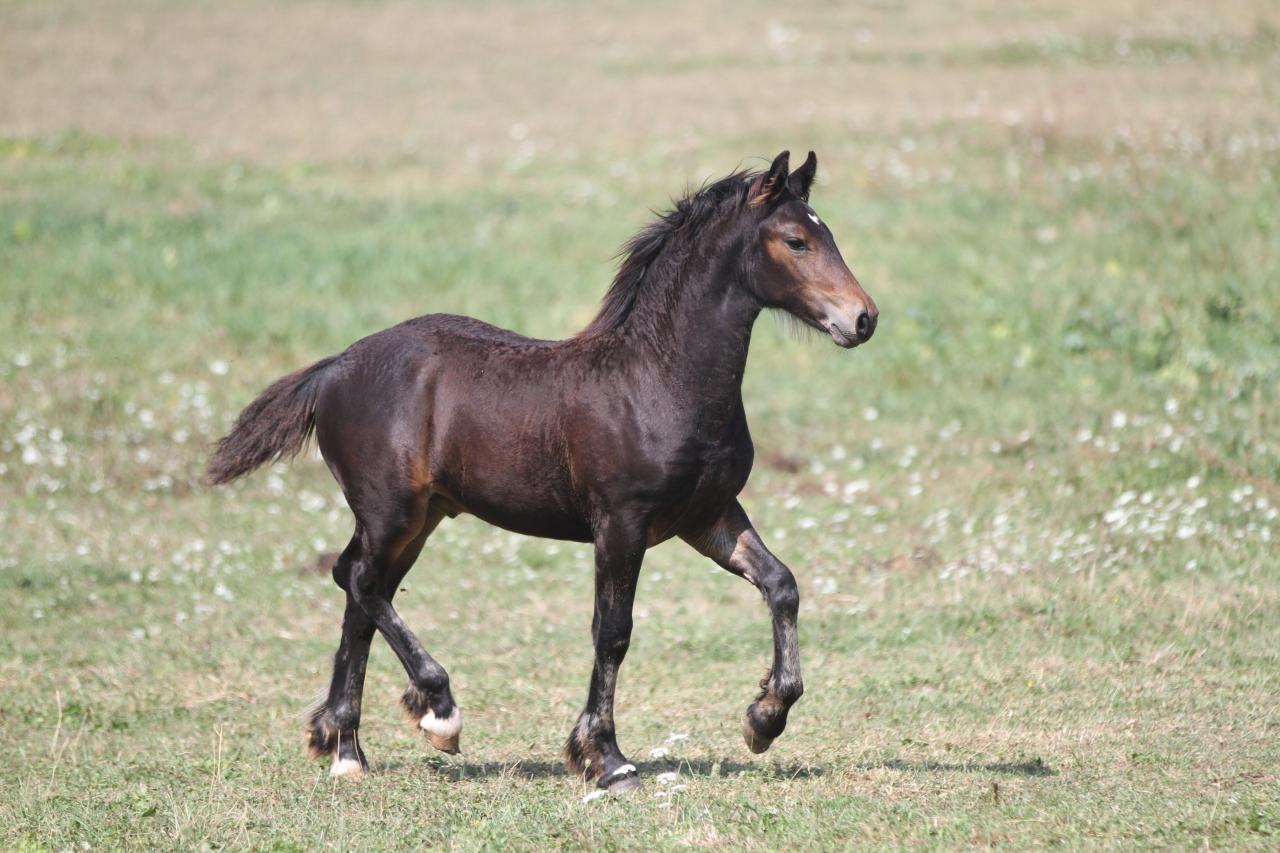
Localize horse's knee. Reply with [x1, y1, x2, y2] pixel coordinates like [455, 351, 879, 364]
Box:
[596, 617, 632, 659]
[601, 635, 629, 662]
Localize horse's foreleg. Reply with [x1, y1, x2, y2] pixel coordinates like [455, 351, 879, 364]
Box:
[683, 500, 804, 754]
[565, 515, 645, 793]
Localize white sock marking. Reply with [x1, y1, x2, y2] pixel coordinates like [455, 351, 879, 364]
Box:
[609, 763, 637, 778]
[330, 757, 363, 777]
[419, 706, 462, 738]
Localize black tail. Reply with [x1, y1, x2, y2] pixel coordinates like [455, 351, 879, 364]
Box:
[206, 356, 338, 485]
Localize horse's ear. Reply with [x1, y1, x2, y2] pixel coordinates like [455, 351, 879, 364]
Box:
[787, 150, 818, 202]
[748, 150, 791, 207]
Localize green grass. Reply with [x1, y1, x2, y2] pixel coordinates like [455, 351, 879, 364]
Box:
[2, 3, 1280, 849]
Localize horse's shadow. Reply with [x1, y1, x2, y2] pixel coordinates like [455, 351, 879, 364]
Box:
[871, 757, 1057, 777]
[380, 757, 811, 781]
[384, 755, 1055, 782]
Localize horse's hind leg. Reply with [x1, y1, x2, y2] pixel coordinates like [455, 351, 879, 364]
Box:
[347, 503, 462, 754]
[307, 508, 442, 777]
[306, 533, 372, 776]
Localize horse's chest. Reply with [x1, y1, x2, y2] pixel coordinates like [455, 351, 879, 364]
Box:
[645, 431, 753, 540]
[686, 451, 750, 507]
[669, 406, 753, 493]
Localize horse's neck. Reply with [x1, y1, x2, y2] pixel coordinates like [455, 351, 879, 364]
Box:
[625, 245, 760, 412]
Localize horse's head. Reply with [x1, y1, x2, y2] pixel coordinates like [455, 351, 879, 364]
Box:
[745, 150, 878, 348]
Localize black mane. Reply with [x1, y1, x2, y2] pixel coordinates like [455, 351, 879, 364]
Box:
[579, 169, 759, 336]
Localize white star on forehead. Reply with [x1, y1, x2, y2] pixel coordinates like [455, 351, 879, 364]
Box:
[807, 211, 821, 225]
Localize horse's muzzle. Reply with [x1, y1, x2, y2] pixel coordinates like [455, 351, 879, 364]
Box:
[827, 309, 877, 348]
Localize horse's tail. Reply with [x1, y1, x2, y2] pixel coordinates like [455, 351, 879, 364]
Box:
[205, 355, 339, 485]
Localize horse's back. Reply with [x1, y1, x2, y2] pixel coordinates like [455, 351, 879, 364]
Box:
[313, 312, 592, 539]
[404, 313, 557, 349]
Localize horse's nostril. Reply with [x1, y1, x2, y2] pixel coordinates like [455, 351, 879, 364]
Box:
[855, 311, 871, 339]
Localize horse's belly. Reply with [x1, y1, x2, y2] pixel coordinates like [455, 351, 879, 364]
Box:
[452, 492, 593, 543]
[428, 441, 592, 542]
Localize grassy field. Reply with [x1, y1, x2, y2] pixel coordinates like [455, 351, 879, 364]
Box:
[2, 0, 1279, 849]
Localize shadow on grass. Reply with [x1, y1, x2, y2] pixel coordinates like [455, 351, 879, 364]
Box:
[389, 755, 1055, 781]
[385, 757, 825, 782]
[870, 757, 1057, 777]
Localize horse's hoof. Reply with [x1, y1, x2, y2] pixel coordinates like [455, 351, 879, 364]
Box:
[419, 707, 462, 754]
[330, 756, 367, 779]
[429, 732, 461, 755]
[743, 715, 774, 754]
[598, 763, 642, 795]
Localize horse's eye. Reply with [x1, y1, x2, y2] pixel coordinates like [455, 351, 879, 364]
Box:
[784, 237, 807, 251]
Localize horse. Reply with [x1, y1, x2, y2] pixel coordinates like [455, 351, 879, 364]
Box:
[207, 150, 878, 793]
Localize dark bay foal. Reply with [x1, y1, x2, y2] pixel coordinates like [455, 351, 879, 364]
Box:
[208, 151, 878, 792]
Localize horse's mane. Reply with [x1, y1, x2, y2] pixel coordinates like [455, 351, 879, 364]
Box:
[578, 168, 759, 336]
